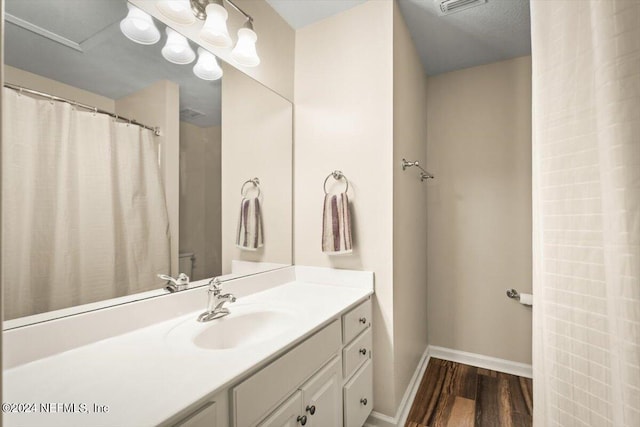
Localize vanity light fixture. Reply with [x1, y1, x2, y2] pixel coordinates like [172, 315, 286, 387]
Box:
[231, 20, 260, 67]
[156, 0, 196, 25]
[199, 0, 233, 48]
[162, 28, 196, 64]
[193, 48, 223, 80]
[120, 3, 161, 45]
[187, 0, 261, 67]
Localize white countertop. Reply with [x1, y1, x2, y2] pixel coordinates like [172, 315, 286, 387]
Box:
[3, 276, 373, 427]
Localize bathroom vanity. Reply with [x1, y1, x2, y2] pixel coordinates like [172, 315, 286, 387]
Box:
[2, 267, 374, 427]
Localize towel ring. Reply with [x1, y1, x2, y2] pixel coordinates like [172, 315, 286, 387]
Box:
[323, 170, 349, 195]
[241, 177, 261, 198]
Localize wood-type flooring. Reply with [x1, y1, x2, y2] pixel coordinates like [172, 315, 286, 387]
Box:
[405, 358, 533, 427]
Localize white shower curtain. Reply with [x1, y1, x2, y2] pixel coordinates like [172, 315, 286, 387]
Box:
[531, 1, 639, 426]
[2, 88, 171, 319]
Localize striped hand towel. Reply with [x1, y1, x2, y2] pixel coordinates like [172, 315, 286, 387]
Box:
[236, 197, 264, 251]
[322, 192, 353, 254]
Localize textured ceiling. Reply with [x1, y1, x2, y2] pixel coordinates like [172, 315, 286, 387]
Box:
[266, 0, 531, 76]
[5, 0, 531, 119]
[265, 0, 368, 29]
[399, 0, 531, 75]
[4, 0, 221, 127]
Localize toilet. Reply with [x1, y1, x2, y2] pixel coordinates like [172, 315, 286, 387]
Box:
[178, 252, 195, 279]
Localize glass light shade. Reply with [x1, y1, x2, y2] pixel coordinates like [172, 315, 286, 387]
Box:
[120, 3, 160, 45]
[231, 27, 260, 67]
[200, 3, 232, 48]
[156, 0, 195, 25]
[162, 28, 196, 64]
[193, 48, 223, 81]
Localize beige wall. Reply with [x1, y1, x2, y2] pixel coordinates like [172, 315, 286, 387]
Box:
[1, 3, 5, 397]
[231, 0, 295, 101]
[4, 65, 115, 112]
[392, 0, 429, 408]
[179, 122, 221, 280]
[221, 65, 292, 274]
[426, 56, 532, 364]
[204, 125, 222, 280]
[133, 0, 295, 101]
[294, 0, 398, 416]
[116, 81, 180, 276]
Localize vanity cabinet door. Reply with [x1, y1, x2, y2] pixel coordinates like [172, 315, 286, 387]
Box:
[300, 356, 342, 427]
[233, 321, 341, 427]
[258, 391, 305, 427]
[343, 360, 373, 427]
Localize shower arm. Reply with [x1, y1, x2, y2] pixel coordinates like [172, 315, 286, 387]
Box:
[401, 159, 434, 181]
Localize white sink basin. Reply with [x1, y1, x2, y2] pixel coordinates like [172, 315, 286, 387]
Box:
[166, 305, 297, 350]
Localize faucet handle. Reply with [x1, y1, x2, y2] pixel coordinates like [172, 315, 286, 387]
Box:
[158, 273, 190, 292]
[207, 277, 222, 292]
[158, 273, 174, 283]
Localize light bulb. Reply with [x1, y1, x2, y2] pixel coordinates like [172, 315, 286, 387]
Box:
[162, 28, 196, 64]
[156, 0, 195, 25]
[200, 2, 232, 48]
[120, 3, 160, 45]
[193, 48, 223, 81]
[231, 26, 260, 67]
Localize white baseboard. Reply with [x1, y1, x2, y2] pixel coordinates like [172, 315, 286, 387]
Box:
[364, 346, 431, 427]
[363, 345, 532, 427]
[428, 346, 532, 379]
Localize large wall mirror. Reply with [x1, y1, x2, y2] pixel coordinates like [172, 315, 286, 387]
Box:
[2, 0, 292, 325]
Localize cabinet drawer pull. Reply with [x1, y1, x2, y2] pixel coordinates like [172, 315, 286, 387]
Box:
[360, 398, 368, 406]
[359, 317, 367, 324]
[305, 405, 316, 415]
[297, 415, 308, 425]
[359, 348, 367, 356]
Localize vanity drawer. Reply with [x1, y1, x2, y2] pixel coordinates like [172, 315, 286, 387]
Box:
[342, 299, 371, 344]
[343, 359, 373, 427]
[232, 320, 341, 427]
[343, 326, 372, 379]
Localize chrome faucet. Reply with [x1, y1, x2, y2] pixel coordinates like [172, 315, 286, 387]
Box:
[197, 277, 236, 322]
[158, 273, 189, 292]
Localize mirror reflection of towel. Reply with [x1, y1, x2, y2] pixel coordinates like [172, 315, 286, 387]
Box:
[322, 192, 353, 254]
[236, 197, 264, 251]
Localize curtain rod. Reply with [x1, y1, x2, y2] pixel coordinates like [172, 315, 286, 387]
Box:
[3, 83, 161, 136]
